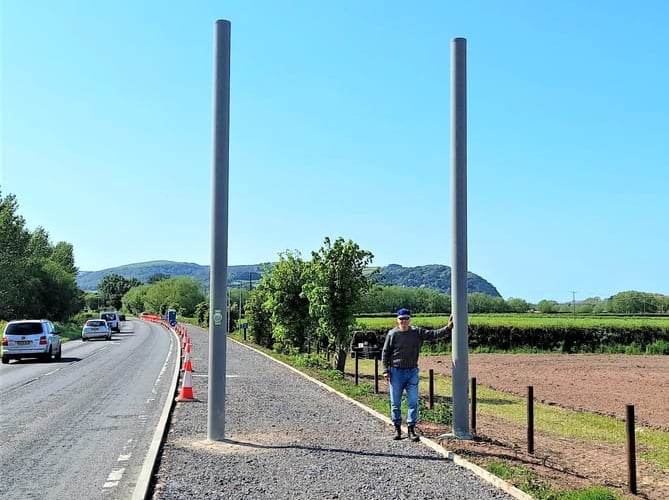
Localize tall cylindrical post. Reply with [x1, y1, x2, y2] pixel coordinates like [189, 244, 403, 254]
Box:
[208, 19, 231, 441]
[451, 37, 471, 439]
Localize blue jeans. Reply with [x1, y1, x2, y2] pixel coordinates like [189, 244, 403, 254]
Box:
[389, 367, 419, 426]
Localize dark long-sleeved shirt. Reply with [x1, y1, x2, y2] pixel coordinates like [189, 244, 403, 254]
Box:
[381, 324, 452, 372]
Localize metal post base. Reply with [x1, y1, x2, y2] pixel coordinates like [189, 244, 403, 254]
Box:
[438, 431, 473, 440]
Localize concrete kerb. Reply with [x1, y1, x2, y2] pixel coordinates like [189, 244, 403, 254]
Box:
[131, 321, 182, 500]
[230, 337, 533, 500]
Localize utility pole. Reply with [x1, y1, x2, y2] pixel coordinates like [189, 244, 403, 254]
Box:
[571, 291, 576, 317]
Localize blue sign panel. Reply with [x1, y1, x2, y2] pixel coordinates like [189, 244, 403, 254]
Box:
[168, 308, 177, 327]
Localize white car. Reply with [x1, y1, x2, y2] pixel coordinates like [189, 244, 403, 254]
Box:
[1, 319, 62, 364]
[99, 311, 120, 332]
[82, 319, 112, 341]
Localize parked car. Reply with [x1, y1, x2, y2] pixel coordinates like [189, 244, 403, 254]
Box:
[81, 319, 112, 341]
[1, 319, 62, 364]
[99, 311, 120, 332]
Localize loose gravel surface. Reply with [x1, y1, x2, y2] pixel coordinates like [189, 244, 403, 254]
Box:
[149, 325, 520, 500]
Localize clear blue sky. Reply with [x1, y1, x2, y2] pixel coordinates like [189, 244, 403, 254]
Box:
[2, 1, 668, 303]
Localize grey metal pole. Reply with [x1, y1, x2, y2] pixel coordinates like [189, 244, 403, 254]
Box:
[208, 19, 231, 441]
[451, 37, 471, 439]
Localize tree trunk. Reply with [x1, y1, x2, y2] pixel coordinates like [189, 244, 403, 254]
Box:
[333, 345, 348, 372]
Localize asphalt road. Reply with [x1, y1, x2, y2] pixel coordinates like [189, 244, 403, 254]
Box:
[0, 319, 179, 500]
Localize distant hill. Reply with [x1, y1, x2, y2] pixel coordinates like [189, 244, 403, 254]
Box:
[76, 260, 266, 292]
[374, 264, 501, 297]
[76, 260, 500, 297]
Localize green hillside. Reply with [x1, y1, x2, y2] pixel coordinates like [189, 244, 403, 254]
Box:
[77, 261, 499, 297]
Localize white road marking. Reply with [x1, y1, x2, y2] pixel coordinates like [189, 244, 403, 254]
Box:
[102, 467, 125, 488]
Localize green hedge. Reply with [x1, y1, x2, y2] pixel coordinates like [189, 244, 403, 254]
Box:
[468, 324, 668, 353]
[361, 324, 669, 354]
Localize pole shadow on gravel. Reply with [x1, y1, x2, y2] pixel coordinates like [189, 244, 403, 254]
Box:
[223, 439, 445, 461]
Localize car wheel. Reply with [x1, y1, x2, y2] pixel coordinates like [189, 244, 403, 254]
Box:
[81, 336, 87, 341]
[44, 346, 53, 362]
[55, 346, 62, 361]
[107, 334, 112, 340]
[1, 355, 8, 364]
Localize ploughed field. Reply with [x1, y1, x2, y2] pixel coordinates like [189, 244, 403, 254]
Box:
[416, 353, 669, 498]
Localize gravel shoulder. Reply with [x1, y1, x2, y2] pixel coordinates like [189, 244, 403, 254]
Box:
[149, 325, 523, 499]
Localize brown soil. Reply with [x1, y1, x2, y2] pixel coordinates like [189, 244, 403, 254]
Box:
[413, 354, 669, 499]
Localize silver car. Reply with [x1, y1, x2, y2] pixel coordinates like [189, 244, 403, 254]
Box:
[1, 319, 62, 364]
[81, 319, 112, 341]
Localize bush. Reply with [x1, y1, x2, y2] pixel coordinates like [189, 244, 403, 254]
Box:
[646, 339, 669, 354]
[326, 369, 344, 380]
[293, 354, 328, 369]
[419, 399, 453, 425]
[349, 383, 374, 397]
[69, 311, 97, 325]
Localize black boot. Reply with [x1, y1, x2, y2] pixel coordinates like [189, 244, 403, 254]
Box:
[393, 424, 402, 440]
[407, 424, 420, 442]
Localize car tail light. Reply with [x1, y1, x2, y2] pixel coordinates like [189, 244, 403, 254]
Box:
[2, 337, 7, 346]
[39, 336, 47, 345]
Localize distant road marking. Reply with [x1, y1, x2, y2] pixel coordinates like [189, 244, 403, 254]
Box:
[103, 467, 125, 488]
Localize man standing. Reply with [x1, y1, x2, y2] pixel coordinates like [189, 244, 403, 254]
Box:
[381, 308, 453, 441]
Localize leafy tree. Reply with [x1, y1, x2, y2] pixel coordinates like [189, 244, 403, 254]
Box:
[147, 272, 170, 284]
[194, 299, 209, 328]
[263, 250, 313, 352]
[246, 277, 274, 348]
[591, 301, 609, 314]
[506, 297, 531, 313]
[0, 190, 82, 320]
[84, 291, 103, 311]
[98, 273, 140, 310]
[122, 285, 150, 314]
[537, 299, 559, 313]
[27, 227, 52, 259]
[142, 276, 206, 317]
[468, 293, 488, 313]
[303, 237, 375, 372]
[51, 241, 78, 275]
[0, 191, 31, 319]
[609, 291, 664, 314]
[33, 260, 83, 320]
[576, 303, 594, 314]
[358, 284, 453, 315]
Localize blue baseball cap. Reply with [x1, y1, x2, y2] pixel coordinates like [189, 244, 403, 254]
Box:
[396, 308, 411, 317]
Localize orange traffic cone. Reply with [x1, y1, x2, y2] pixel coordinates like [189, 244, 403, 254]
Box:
[175, 364, 196, 401]
[181, 344, 190, 365]
[184, 340, 194, 371]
